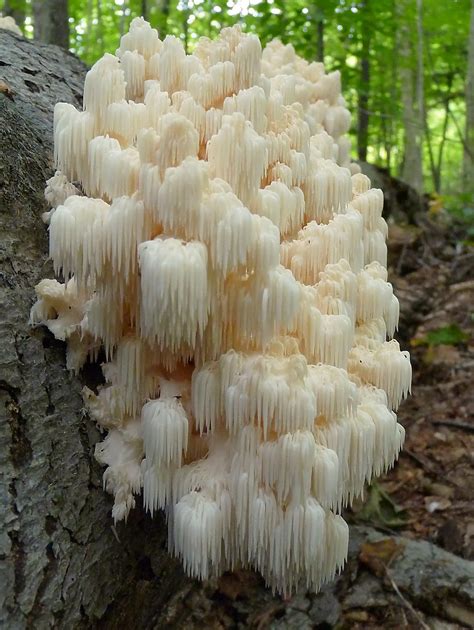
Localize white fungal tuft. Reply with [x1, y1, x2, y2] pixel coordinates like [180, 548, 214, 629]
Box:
[31, 21, 411, 597]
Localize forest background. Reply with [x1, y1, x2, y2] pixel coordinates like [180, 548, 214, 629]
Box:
[2, 0, 473, 220]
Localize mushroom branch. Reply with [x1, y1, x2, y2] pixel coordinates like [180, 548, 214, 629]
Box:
[30, 18, 411, 596]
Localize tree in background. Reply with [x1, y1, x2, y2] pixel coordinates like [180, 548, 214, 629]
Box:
[0, 0, 471, 198]
[356, 0, 371, 163]
[398, 0, 424, 194]
[463, 0, 474, 195]
[2, 0, 25, 28]
[32, 0, 69, 49]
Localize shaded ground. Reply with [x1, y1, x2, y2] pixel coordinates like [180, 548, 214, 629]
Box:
[379, 213, 474, 561]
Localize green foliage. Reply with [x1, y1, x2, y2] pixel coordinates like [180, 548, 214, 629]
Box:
[354, 482, 407, 529]
[1, 0, 471, 200]
[415, 324, 470, 347]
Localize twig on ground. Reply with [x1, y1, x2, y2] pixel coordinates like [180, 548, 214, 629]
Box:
[431, 419, 474, 433]
[396, 243, 408, 275]
[384, 566, 430, 630]
[403, 449, 437, 473]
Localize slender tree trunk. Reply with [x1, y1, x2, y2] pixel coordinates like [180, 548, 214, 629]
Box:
[382, 114, 391, 172]
[3, 0, 26, 30]
[312, 5, 324, 62]
[357, 1, 371, 162]
[317, 19, 324, 62]
[415, 0, 426, 188]
[463, 0, 474, 195]
[97, 0, 105, 56]
[386, 0, 398, 174]
[120, 0, 127, 36]
[85, 0, 93, 61]
[158, 0, 171, 39]
[183, 0, 189, 53]
[423, 103, 438, 192]
[434, 94, 451, 193]
[142, 0, 148, 20]
[429, 74, 453, 193]
[32, 0, 69, 50]
[399, 0, 424, 194]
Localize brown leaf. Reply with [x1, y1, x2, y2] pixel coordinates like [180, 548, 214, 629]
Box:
[344, 610, 369, 622]
[427, 344, 461, 366]
[388, 223, 420, 247]
[424, 482, 454, 499]
[0, 80, 14, 100]
[359, 539, 404, 577]
[217, 573, 245, 600]
[424, 496, 451, 513]
[217, 570, 260, 600]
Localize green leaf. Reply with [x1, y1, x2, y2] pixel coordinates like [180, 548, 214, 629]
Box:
[355, 482, 407, 529]
[416, 324, 470, 347]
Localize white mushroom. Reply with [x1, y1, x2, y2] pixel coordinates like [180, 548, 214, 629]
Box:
[31, 20, 411, 596]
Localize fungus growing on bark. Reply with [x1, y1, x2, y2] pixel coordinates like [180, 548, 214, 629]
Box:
[31, 18, 411, 595]
[0, 15, 22, 36]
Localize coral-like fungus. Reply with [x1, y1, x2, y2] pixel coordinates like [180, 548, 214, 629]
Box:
[31, 18, 411, 595]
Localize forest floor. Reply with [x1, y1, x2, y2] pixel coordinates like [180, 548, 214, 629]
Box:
[380, 210, 473, 562]
[152, 209, 474, 630]
[343, 210, 474, 628]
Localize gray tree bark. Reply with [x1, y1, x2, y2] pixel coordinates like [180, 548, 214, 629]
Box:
[463, 0, 474, 194]
[399, 0, 424, 194]
[32, 0, 69, 50]
[0, 30, 187, 629]
[357, 0, 371, 163]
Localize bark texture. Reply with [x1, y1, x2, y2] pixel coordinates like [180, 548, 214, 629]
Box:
[1, 30, 473, 630]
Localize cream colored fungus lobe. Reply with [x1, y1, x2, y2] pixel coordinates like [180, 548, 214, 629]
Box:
[31, 18, 411, 596]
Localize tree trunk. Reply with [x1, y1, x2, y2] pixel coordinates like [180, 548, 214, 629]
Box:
[32, 0, 69, 50]
[317, 18, 324, 62]
[97, 0, 105, 57]
[312, 4, 324, 63]
[120, 0, 127, 36]
[432, 74, 453, 193]
[158, 0, 171, 39]
[399, 0, 424, 194]
[3, 0, 26, 30]
[85, 0, 93, 61]
[357, 56, 370, 162]
[0, 30, 188, 629]
[357, 2, 371, 163]
[463, 0, 474, 195]
[384, 0, 398, 175]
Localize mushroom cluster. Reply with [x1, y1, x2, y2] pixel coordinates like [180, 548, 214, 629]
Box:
[31, 18, 411, 595]
[0, 15, 22, 35]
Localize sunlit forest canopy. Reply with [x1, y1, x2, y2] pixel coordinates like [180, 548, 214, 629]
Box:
[2, 0, 473, 203]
